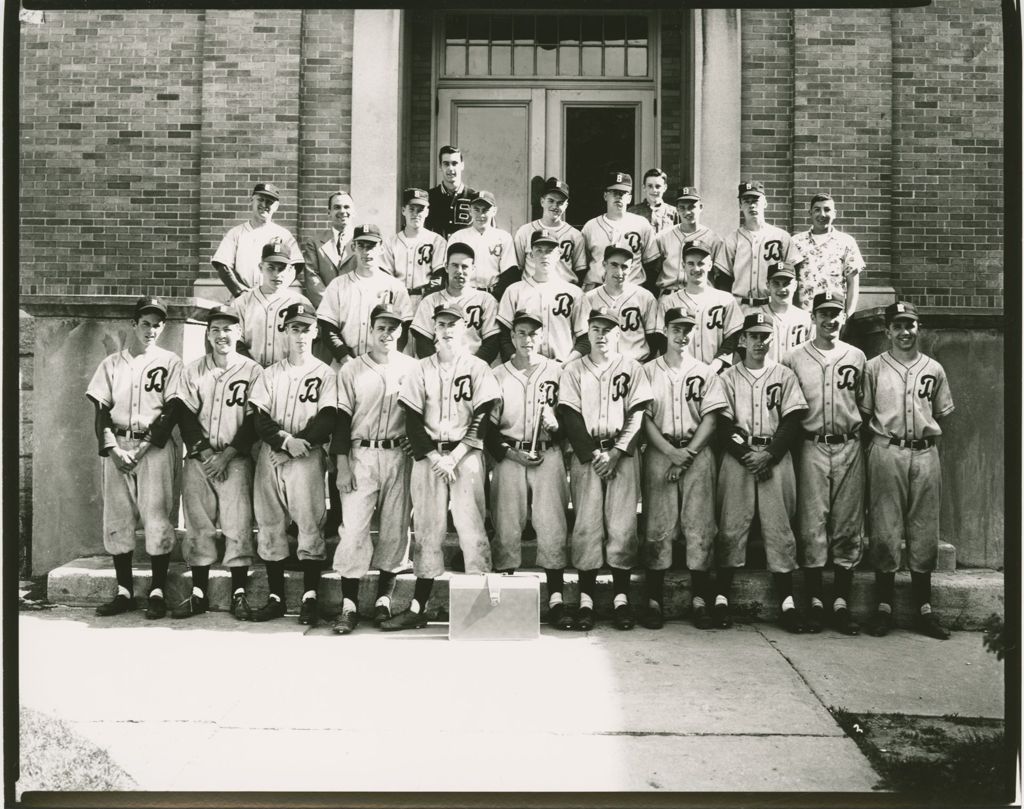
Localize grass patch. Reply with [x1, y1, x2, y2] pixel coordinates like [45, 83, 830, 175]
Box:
[830, 707, 1011, 801]
[18, 706, 136, 796]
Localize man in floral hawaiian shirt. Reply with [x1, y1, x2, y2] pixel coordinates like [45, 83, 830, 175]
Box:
[792, 193, 865, 318]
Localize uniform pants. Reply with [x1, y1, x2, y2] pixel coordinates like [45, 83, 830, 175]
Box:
[254, 443, 327, 562]
[716, 452, 798, 573]
[491, 446, 569, 570]
[333, 447, 412, 578]
[642, 445, 717, 572]
[796, 439, 865, 569]
[181, 455, 255, 567]
[102, 436, 177, 556]
[410, 449, 491, 578]
[867, 437, 941, 573]
[569, 453, 641, 570]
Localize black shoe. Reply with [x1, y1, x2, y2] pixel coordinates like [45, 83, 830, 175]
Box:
[574, 606, 595, 632]
[332, 609, 359, 635]
[692, 604, 714, 630]
[145, 594, 166, 620]
[914, 612, 950, 640]
[96, 594, 136, 617]
[298, 597, 320, 627]
[805, 604, 825, 634]
[613, 603, 635, 631]
[548, 603, 576, 630]
[712, 602, 733, 629]
[639, 603, 664, 630]
[865, 609, 893, 637]
[832, 607, 860, 636]
[170, 594, 209, 619]
[251, 598, 286, 622]
[230, 592, 252, 621]
[372, 604, 392, 627]
[780, 607, 804, 634]
[380, 608, 428, 631]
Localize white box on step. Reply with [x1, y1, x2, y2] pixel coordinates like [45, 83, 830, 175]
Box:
[448, 573, 540, 641]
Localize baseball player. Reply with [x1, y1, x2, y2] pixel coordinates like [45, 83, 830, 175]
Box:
[498, 230, 583, 363]
[509, 177, 587, 288]
[654, 187, 728, 296]
[569, 243, 664, 363]
[627, 168, 682, 234]
[658, 243, 744, 373]
[170, 305, 263, 620]
[581, 172, 660, 291]
[329, 303, 418, 634]
[411, 242, 500, 362]
[316, 224, 414, 364]
[384, 303, 500, 631]
[751, 262, 813, 363]
[448, 190, 517, 295]
[859, 301, 955, 640]
[715, 312, 808, 632]
[231, 239, 314, 368]
[87, 296, 183, 620]
[483, 309, 571, 627]
[558, 307, 654, 631]
[300, 189, 358, 310]
[720, 181, 805, 311]
[781, 292, 866, 635]
[425, 145, 477, 239]
[248, 302, 338, 625]
[379, 188, 448, 309]
[641, 307, 730, 629]
[792, 192, 865, 316]
[212, 182, 304, 298]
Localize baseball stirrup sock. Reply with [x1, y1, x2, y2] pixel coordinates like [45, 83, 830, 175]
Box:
[544, 569, 564, 595]
[910, 571, 931, 608]
[112, 552, 134, 593]
[691, 570, 711, 603]
[150, 554, 171, 592]
[578, 569, 598, 599]
[717, 567, 735, 599]
[266, 560, 286, 598]
[191, 566, 210, 596]
[230, 566, 248, 592]
[645, 569, 665, 606]
[833, 566, 853, 602]
[804, 567, 823, 600]
[413, 577, 434, 610]
[341, 577, 360, 606]
[772, 571, 794, 600]
[376, 570, 397, 599]
[875, 571, 896, 607]
[611, 568, 631, 598]
[301, 560, 321, 593]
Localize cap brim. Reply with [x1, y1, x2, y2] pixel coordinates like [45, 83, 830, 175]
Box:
[137, 306, 167, 317]
[372, 312, 404, 324]
[665, 317, 697, 327]
[588, 315, 619, 327]
[682, 247, 711, 258]
[207, 312, 240, 324]
[263, 256, 291, 264]
[606, 184, 632, 192]
[887, 313, 920, 322]
[744, 325, 774, 334]
[253, 191, 280, 201]
[739, 191, 766, 199]
[531, 239, 558, 248]
[769, 271, 796, 280]
[813, 302, 844, 312]
[433, 310, 464, 321]
[544, 189, 568, 199]
[512, 315, 543, 328]
[284, 314, 317, 326]
[676, 196, 700, 203]
[353, 235, 382, 244]
[605, 247, 634, 260]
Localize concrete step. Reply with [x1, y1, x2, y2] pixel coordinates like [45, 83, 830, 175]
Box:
[47, 556, 1000, 630]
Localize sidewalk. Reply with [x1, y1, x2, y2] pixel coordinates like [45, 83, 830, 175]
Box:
[17, 607, 1004, 795]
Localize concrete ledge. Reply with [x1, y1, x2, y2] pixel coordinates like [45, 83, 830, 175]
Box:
[47, 557, 1002, 630]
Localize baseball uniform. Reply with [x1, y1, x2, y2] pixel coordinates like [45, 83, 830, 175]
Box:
[860, 350, 954, 573]
[449, 224, 517, 292]
[581, 213, 660, 287]
[782, 340, 867, 569]
[792, 227, 865, 311]
[628, 199, 682, 234]
[316, 269, 414, 360]
[721, 225, 804, 309]
[378, 229, 448, 299]
[498, 277, 582, 362]
[753, 302, 813, 363]
[716, 360, 808, 572]
[512, 220, 588, 285]
[558, 354, 653, 570]
[488, 357, 568, 571]
[212, 221, 304, 294]
[399, 354, 501, 578]
[574, 283, 662, 362]
[655, 225, 728, 294]
[332, 351, 418, 579]
[230, 286, 313, 368]
[658, 287, 744, 365]
[426, 183, 477, 239]
[642, 355, 729, 571]
[412, 288, 499, 358]
[301, 228, 356, 309]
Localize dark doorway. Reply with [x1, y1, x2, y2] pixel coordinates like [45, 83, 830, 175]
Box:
[562, 106, 637, 228]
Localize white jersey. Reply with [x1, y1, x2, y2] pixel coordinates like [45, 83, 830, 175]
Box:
[643, 354, 730, 442]
[86, 346, 183, 432]
[316, 269, 414, 358]
[336, 351, 419, 441]
[721, 224, 804, 300]
[512, 220, 587, 285]
[448, 225, 516, 291]
[497, 276, 583, 363]
[558, 354, 653, 441]
[399, 354, 501, 442]
[174, 353, 263, 450]
[719, 360, 807, 439]
[581, 213, 659, 287]
[411, 288, 499, 356]
[655, 224, 727, 292]
[751, 302, 813, 363]
[248, 356, 337, 436]
[231, 286, 313, 367]
[781, 341, 866, 435]
[212, 221, 303, 291]
[573, 283, 661, 362]
[658, 286, 744, 364]
[860, 351, 955, 439]
[491, 357, 563, 443]
[378, 229, 447, 293]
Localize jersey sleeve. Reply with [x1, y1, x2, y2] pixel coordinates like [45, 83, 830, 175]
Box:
[640, 223, 659, 264]
[642, 291, 661, 335]
[783, 233, 805, 267]
[286, 233, 304, 265]
[626, 360, 654, 410]
[723, 296, 745, 338]
[394, 285, 414, 322]
[512, 225, 529, 267]
[247, 366, 273, 413]
[336, 365, 356, 416]
[211, 227, 239, 268]
[932, 363, 955, 418]
[557, 361, 583, 415]
[720, 232, 737, 277]
[572, 293, 592, 336]
[316, 369, 337, 414]
[699, 370, 730, 416]
[489, 368, 506, 425]
[479, 295, 500, 339]
[718, 368, 738, 420]
[779, 366, 808, 416]
[174, 362, 203, 415]
[431, 235, 448, 272]
[498, 231, 517, 272]
[708, 234, 729, 275]
[378, 238, 397, 276]
[496, 287, 516, 328]
[85, 356, 115, 407]
[571, 231, 589, 275]
[410, 296, 436, 338]
[858, 359, 877, 415]
[315, 283, 342, 328]
[472, 361, 501, 407]
[398, 361, 426, 414]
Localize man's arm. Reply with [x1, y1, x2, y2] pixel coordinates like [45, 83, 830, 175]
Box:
[294, 407, 338, 445]
[212, 261, 246, 298]
[476, 333, 501, 364]
[557, 404, 596, 462]
[318, 318, 353, 361]
[413, 331, 436, 359]
[765, 409, 808, 463]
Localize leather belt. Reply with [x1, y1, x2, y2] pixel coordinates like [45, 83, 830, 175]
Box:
[352, 439, 402, 449]
[738, 296, 769, 307]
[436, 441, 461, 452]
[661, 434, 691, 448]
[593, 437, 618, 451]
[113, 428, 148, 439]
[749, 436, 772, 447]
[889, 436, 936, 450]
[501, 436, 551, 452]
[805, 431, 859, 445]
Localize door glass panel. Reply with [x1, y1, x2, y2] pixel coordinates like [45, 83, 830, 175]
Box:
[454, 105, 530, 232]
[562, 106, 637, 229]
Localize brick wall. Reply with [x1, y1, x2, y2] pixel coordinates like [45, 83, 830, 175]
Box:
[19, 315, 35, 578]
[404, 8, 435, 191]
[659, 11, 686, 188]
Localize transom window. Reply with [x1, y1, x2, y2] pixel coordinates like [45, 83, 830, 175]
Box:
[442, 13, 651, 79]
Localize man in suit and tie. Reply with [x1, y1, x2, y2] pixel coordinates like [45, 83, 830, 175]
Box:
[301, 190, 358, 310]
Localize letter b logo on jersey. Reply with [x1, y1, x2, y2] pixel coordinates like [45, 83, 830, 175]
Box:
[918, 374, 937, 401]
[625, 232, 641, 254]
[225, 380, 249, 407]
[144, 367, 168, 393]
[453, 374, 473, 402]
[552, 293, 573, 318]
[706, 305, 726, 331]
[611, 372, 631, 402]
[763, 240, 783, 263]
[298, 378, 322, 403]
[765, 382, 783, 411]
[559, 241, 573, 265]
[540, 380, 559, 407]
[621, 306, 641, 332]
[836, 365, 859, 390]
[417, 244, 434, 266]
[685, 376, 705, 403]
[465, 305, 484, 330]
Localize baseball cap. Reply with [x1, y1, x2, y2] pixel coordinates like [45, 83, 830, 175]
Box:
[542, 177, 570, 199]
[432, 302, 466, 321]
[252, 182, 280, 201]
[205, 304, 240, 325]
[603, 243, 634, 261]
[351, 224, 383, 244]
[738, 180, 766, 199]
[470, 190, 497, 208]
[371, 303, 404, 325]
[402, 188, 429, 206]
[884, 301, 920, 323]
[588, 306, 620, 328]
[511, 309, 543, 329]
[664, 307, 697, 327]
[261, 238, 292, 264]
[676, 186, 701, 202]
[682, 241, 711, 259]
[742, 312, 774, 334]
[447, 241, 475, 261]
[605, 171, 633, 192]
[530, 229, 559, 248]
[282, 301, 317, 326]
[134, 296, 167, 319]
[767, 261, 795, 281]
[812, 291, 846, 312]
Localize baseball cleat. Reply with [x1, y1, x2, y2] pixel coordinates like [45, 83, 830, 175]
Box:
[170, 595, 209, 619]
[865, 609, 893, 637]
[832, 608, 860, 636]
[379, 609, 428, 631]
[332, 609, 359, 635]
[548, 603, 576, 631]
[805, 604, 825, 634]
[613, 603, 636, 631]
[914, 612, 950, 640]
[95, 594, 136, 617]
[145, 594, 167, 620]
[639, 604, 664, 630]
[779, 607, 804, 634]
[712, 602, 733, 629]
[230, 592, 252, 621]
[692, 604, 714, 630]
[372, 604, 392, 627]
[251, 598, 287, 622]
[574, 606, 595, 632]
[298, 597, 320, 627]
